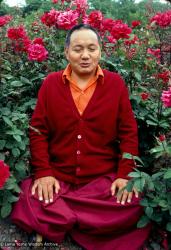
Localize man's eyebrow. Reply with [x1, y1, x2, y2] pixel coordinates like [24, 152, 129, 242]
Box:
[72, 45, 83, 48]
[88, 44, 98, 47]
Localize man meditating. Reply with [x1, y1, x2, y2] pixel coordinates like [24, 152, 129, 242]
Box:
[11, 24, 151, 250]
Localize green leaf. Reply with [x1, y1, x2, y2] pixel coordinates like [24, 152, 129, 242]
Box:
[20, 76, 31, 84]
[13, 183, 21, 193]
[4, 178, 16, 190]
[146, 120, 158, 126]
[134, 72, 141, 81]
[134, 178, 146, 191]
[2, 116, 13, 127]
[145, 207, 153, 218]
[125, 180, 134, 192]
[7, 195, 19, 203]
[0, 153, 5, 160]
[152, 172, 164, 180]
[159, 200, 168, 208]
[13, 134, 22, 142]
[132, 156, 144, 166]
[15, 161, 25, 172]
[1, 202, 12, 218]
[122, 152, 133, 159]
[0, 140, 6, 150]
[10, 81, 23, 87]
[12, 148, 20, 157]
[128, 172, 141, 178]
[137, 215, 150, 228]
[166, 222, 171, 232]
[140, 199, 149, 207]
[164, 169, 171, 179]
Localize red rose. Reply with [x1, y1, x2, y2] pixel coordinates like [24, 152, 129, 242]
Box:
[52, 0, 58, 3]
[0, 160, 10, 189]
[111, 20, 132, 40]
[131, 20, 141, 28]
[150, 10, 171, 28]
[88, 11, 103, 30]
[41, 9, 59, 27]
[156, 71, 170, 84]
[102, 18, 116, 33]
[0, 15, 12, 27]
[140, 92, 150, 101]
[158, 134, 166, 142]
[27, 44, 48, 62]
[14, 37, 31, 52]
[124, 35, 138, 46]
[33, 37, 44, 46]
[7, 26, 27, 40]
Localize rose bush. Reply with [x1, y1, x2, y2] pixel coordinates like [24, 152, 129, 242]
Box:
[0, 0, 171, 246]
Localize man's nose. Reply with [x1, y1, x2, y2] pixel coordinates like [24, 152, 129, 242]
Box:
[81, 50, 90, 59]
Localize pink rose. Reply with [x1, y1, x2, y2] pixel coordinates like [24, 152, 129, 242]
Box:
[57, 10, 79, 30]
[161, 87, 171, 108]
[27, 44, 48, 62]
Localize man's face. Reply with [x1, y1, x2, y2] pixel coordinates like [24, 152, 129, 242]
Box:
[65, 29, 101, 76]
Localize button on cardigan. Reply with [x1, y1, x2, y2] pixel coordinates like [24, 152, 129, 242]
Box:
[30, 69, 138, 184]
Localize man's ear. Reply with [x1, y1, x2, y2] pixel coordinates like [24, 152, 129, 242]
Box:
[64, 47, 69, 61]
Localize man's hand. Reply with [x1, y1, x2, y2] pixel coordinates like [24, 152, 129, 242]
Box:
[31, 176, 60, 204]
[111, 178, 138, 205]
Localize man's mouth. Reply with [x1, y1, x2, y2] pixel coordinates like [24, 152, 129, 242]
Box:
[80, 63, 90, 67]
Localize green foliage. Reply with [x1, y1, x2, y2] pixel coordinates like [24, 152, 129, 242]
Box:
[0, 3, 171, 248]
[124, 144, 171, 233]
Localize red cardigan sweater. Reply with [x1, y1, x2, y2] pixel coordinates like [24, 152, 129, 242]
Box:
[30, 69, 138, 184]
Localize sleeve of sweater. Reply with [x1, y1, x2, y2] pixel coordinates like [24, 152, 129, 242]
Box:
[116, 81, 138, 180]
[29, 75, 53, 179]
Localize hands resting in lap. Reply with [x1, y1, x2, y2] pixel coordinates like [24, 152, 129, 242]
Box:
[31, 176, 138, 205]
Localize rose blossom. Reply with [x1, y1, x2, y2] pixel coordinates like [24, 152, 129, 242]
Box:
[147, 48, 161, 60]
[72, 0, 88, 11]
[88, 11, 103, 30]
[158, 134, 166, 142]
[33, 37, 44, 46]
[57, 10, 79, 30]
[7, 26, 27, 40]
[52, 0, 58, 3]
[41, 9, 60, 27]
[0, 15, 12, 27]
[14, 37, 31, 52]
[140, 92, 150, 101]
[131, 20, 141, 28]
[124, 35, 138, 46]
[150, 10, 171, 28]
[0, 160, 10, 189]
[111, 20, 132, 40]
[106, 35, 116, 44]
[161, 87, 171, 108]
[156, 71, 170, 84]
[102, 18, 116, 33]
[27, 44, 48, 62]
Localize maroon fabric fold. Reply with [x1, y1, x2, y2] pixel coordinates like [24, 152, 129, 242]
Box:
[11, 173, 151, 250]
